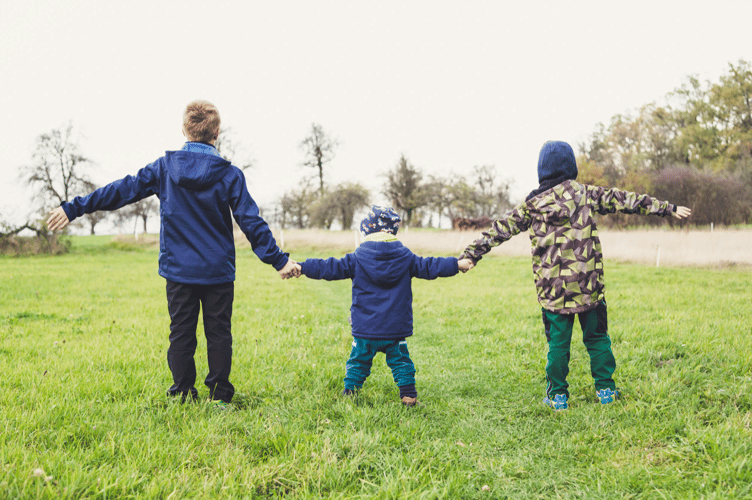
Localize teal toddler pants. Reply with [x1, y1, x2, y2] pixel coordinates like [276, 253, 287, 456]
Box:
[344, 338, 416, 392]
[542, 300, 616, 399]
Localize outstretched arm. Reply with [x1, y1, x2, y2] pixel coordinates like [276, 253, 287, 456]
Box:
[673, 206, 692, 219]
[411, 255, 460, 280]
[47, 207, 70, 231]
[299, 254, 356, 281]
[588, 185, 674, 218]
[459, 204, 531, 264]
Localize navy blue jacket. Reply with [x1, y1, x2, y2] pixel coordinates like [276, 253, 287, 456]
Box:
[300, 241, 458, 340]
[61, 148, 288, 284]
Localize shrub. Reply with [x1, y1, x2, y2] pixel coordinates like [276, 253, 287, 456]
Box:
[651, 166, 752, 226]
[0, 224, 71, 256]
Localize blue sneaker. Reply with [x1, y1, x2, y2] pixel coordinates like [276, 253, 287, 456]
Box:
[596, 388, 619, 404]
[543, 394, 568, 410]
[209, 400, 232, 411]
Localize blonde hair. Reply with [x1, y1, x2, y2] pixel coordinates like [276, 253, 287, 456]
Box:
[183, 100, 221, 143]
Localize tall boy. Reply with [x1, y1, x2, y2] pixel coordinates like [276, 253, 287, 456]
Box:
[296, 206, 473, 406]
[460, 141, 691, 410]
[47, 100, 298, 405]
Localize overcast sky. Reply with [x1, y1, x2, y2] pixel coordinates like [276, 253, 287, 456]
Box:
[2, 1, 751, 231]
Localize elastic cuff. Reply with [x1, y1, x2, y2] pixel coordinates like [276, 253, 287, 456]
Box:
[272, 253, 291, 271]
[398, 384, 417, 398]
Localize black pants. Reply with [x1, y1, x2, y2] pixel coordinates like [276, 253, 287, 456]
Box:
[165, 280, 234, 403]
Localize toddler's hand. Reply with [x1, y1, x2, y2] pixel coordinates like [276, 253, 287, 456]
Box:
[279, 260, 301, 279]
[673, 206, 692, 219]
[458, 259, 475, 273]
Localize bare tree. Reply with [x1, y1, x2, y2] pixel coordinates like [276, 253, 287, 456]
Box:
[80, 180, 109, 235]
[299, 123, 339, 195]
[215, 126, 254, 171]
[115, 198, 159, 234]
[279, 179, 318, 229]
[20, 122, 95, 211]
[471, 165, 513, 217]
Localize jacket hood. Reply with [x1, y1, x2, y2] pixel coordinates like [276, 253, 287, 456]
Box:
[355, 241, 412, 287]
[165, 151, 232, 190]
[537, 141, 578, 184]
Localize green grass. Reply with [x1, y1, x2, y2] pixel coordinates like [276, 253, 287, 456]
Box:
[1, 237, 751, 499]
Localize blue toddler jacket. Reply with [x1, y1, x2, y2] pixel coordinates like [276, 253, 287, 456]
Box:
[300, 241, 458, 340]
[61, 145, 288, 284]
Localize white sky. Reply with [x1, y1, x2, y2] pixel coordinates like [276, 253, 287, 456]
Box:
[2, 0, 751, 232]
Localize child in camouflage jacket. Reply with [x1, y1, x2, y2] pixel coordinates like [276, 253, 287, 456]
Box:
[459, 141, 691, 410]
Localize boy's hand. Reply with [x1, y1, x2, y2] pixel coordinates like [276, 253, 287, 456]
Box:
[47, 207, 70, 231]
[458, 258, 475, 273]
[673, 206, 692, 219]
[279, 259, 301, 279]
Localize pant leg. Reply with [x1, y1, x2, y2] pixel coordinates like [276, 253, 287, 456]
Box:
[344, 338, 377, 391]
[165, 280, 201, 400]
[578, 300, 616, 392]
[542, 309, 574, 399]
[201, 282, 235, 403]
[384, 340, 417, 396]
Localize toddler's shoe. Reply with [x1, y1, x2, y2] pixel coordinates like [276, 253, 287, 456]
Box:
[342, 388, 356, 396]
[543, 394, 568, 410]
[401, 396, 419, 407]
[596, 388, 619, 404]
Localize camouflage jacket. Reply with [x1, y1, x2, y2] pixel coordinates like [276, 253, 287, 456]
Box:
[460, 180, 675, 314]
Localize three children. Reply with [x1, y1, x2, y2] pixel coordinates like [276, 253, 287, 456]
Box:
[47, 101, 691, 410]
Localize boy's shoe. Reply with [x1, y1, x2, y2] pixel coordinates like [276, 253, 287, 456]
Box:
[596, 388, 619, 404]
[209, 399, 232, 411]
[543, 394, 568, 410]
[342, 388, 357, 396]
[401, 396, 419, 407]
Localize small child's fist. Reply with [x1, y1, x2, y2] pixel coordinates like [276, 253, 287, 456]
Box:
[458, 259, 475, 273]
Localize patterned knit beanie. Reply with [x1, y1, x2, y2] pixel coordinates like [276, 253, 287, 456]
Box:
[360, 206, 401, 236]
[537, 141, 578, 183]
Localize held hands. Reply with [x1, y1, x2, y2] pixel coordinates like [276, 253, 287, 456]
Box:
[458, 258, 475, 273]
[279, 259, 302, 279]
[47, 207, 70, 231]
[673, 206, 692, 219]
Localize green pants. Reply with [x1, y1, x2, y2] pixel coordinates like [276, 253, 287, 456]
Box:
[542, 301, 616, 399]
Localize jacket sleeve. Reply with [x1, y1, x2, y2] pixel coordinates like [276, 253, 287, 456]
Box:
[229, 168, 289, 271]
[61, 162, 160, 221]
[410, 255, 459, 280]
[586, 185, 675, 217]
[459, 204, 532, 263]
[300, 254, 356, 280]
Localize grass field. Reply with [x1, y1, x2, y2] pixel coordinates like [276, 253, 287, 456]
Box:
[1, 235, 751, 499]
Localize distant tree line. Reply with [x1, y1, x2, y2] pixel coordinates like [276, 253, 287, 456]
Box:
[577, 58, 752, 227]
[274, 124, 513, 230]
[7, 59, 750, 254]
